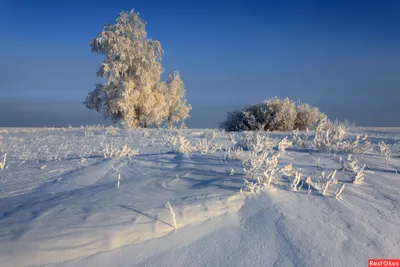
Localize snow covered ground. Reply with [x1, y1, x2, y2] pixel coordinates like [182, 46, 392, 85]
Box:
[0, 126, 399, 267]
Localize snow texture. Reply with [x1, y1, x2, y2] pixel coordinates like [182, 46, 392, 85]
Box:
[0, 126, 399, 267]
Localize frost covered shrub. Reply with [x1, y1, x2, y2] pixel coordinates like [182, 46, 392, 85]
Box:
[220, 110, 249, 132]
[292, 129, 311, 148]
[236, 132, 273, 152]
[224, 147, 245, 161]
[162, 132, 193, 154]
[100, 144, 139, 159]
[220, 97, 323, 132]
[242, 138, 293, 192]
[202, 129, 221, 139]
[264, 97, 297, 131]
[294, 103, 323, 130]
[313, 117, 349, 152]
[342, 134, 371, 154]
[194, 139, 223, 154]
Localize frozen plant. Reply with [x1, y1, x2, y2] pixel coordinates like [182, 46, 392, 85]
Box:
[292, 128, 311, 148]
[0, 153, 6, 169]
[163, 133, 193, 154]
[262, 161, 278, 188]
[224, 147, 245, 161]
[162, 133, 178, 148]
[277, 137, 292, 152]
[229, 133, 237, 146]
[280, 164, 294, 176]
[194, 139, 222, 154]
[314, 117, 349, 153]
[335, 183, 346, 199]
[243, 179, 261, 193]
[242, 137, 290, 191]
[342, 134, 370, 154]
[291, 171, 302, 191]
[328, 169, 338, 184]
[175, 135, 193, 154]
[341, 157, 360, 173]
[166, 202, 177, 230]
[236, 132, 273, 152]
[378, 141, 390, 156]
[322, 170, 337, 196]
[322, 179, 331, 196]
[111, 164, 126, 188]
[377, 141, 392, 166]
[101, 144, 139, 159]
[203, 129, 219, 139]
[84, 131, 95, 136]
[353, 164, 374, 184]
[243, 150, 270, 180]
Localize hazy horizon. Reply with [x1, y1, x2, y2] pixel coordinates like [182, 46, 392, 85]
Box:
[1, 99, 399, 128]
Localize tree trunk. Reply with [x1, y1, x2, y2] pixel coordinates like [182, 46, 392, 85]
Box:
[137, 108, 142, 128]
[143, 119, 147, 128]
[153, 122, 159, 129]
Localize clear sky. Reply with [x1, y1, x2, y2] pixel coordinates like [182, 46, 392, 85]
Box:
[1, 0, 399, 127]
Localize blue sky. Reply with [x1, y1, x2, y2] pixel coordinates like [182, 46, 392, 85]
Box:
[1, 0, 399, 127]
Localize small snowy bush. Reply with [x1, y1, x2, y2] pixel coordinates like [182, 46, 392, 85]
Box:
[294, 103, 323, 130]
[242, 138, 292, 192]
[236, 132, 273, 152]
[224, 147, 245, 161]
[100, 143, 139, 159]
[353, 164, 373, 184]
[340, 155, 374, 184]
[342, 134, 371, 154]
[220, 97, 324, 132]
[162, 132, 193, 154]
[264, 97, 297, 131]
[313, 117, 349, 152]
[194, 139, 222, 154]
[277, 136, 292, 152]
[202, 129, 220, 139]
[292, 128, 311, 148]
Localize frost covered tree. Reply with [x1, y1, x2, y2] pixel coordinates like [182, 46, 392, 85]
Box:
[84, 9, 190, 128]
[165, 71, 192, 127]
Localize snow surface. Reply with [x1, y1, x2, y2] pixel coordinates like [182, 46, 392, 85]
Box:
[0, 127, 399, 267]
